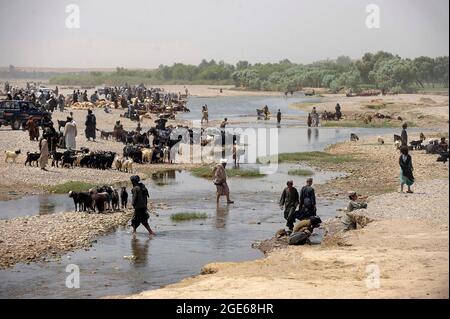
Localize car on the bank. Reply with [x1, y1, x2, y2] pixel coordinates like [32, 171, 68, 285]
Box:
[0, 100, 51, 130]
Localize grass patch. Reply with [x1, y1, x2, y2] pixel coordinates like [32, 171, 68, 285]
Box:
[288, 169, 315, 176]
[191, 166, 266, 179]
[191, 166, 214, 178]
[47, 181, 98, 194]
[259, 151, 358, 165]
[170, 212, 208, 222]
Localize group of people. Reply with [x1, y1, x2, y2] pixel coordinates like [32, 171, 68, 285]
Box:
[26, 108, 99, 170]
[279, 178, 318, 233]
[4, 86, 66, 113]
[278, 178, 324, 245]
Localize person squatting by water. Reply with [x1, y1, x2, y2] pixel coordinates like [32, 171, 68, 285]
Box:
[212, 159, 234, 205]
[130, 175, 155, 237]
[330, 191, 369, 232]
[289, 216, 322, 245]
[347, 191, 368, 212]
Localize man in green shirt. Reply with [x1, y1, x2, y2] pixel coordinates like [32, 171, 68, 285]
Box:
[347, 191, 368, 212]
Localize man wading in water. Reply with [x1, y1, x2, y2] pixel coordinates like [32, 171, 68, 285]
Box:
[130, 175, 155, 238]
[213, 159, 234, 205]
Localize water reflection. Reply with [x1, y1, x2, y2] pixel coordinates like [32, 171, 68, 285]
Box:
[215, 206, 229, 229]
[307, 128, 319, 144]
[38, 196, 56, 215]
[151, 170, 177, 186]
[131, 238, 151, 267]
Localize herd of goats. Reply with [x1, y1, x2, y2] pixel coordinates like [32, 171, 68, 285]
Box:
[10, 119, 233, 174]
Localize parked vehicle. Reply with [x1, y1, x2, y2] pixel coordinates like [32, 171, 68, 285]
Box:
[0, 100, 51, 130]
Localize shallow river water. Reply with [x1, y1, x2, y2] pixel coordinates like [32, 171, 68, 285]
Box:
[0, 94, 422, 298]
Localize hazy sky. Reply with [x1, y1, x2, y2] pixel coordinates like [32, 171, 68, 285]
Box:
[0, 0, 448, 68]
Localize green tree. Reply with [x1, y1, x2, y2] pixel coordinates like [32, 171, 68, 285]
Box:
[369, 58, 416, 93]
[413, 56, 435, 87]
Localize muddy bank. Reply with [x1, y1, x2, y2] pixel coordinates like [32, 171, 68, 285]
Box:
[0, 210, 133, 268]
[118, 179, 449, 299]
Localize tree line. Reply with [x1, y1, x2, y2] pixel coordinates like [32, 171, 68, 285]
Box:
[47, 51, 449, 93]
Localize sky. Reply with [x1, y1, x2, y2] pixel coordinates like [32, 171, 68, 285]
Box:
[0, 0, 448, 68]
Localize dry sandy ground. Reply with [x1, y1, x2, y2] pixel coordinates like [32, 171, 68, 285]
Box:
[291, 93, 449, 128]
[117, 135, 449, 299]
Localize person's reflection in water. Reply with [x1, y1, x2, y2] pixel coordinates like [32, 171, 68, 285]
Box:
[131, 238, 150, 267]
[152, 170, 177, 186]
[215, 205, 229, 229]
[314, 127, 319, 141]
[307, 128, 312, 143]
[39, 196, 56, 215]
[168, 169, 176, 179]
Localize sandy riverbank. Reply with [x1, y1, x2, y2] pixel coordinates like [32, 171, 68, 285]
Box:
[116, 134, 449, 299]
[291, 93, 449, 129]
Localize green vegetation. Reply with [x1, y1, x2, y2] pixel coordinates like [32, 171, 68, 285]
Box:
[46, 52, 448, 93]
[259, 151, 359, 165]
[191, 166, 266, 179]
[47, 181, 98, 194]
[170, 212, 208, 222]
[287, 169, 315, 176]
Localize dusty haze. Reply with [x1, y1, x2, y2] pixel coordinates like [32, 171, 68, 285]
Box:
[0, 0, 449, 68]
